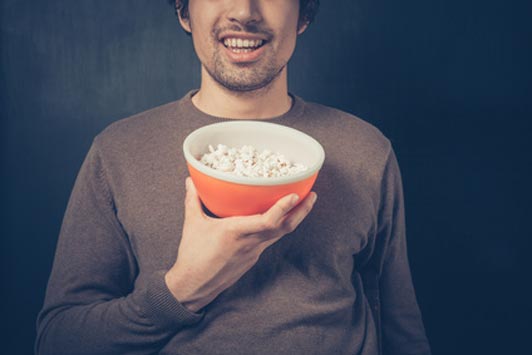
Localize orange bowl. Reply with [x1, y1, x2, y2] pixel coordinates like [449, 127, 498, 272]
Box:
[183, 121, 325, 217]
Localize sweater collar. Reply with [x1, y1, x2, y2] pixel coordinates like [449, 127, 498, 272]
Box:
[178, 89, 305, 125]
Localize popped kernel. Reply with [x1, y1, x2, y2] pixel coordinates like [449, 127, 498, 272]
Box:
[200, 144, 308, 178]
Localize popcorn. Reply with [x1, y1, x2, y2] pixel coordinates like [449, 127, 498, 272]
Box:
[199, 144, 308, 178]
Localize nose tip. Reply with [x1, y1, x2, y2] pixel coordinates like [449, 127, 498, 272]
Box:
[226, 0, 262, 25]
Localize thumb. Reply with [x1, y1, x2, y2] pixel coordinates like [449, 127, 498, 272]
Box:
[184, 177, 205, 219]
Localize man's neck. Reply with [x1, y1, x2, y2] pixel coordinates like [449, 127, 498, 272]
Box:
[191, 67, 292, 120]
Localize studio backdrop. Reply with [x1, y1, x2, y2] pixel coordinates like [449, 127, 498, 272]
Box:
[2, 0, 531, 354]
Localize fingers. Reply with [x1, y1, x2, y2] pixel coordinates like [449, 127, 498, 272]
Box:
[184, 177, 205, 220]
[278, 192, 317, 235]
[236, 192, 313, 235]
[264, 193, 301, 224]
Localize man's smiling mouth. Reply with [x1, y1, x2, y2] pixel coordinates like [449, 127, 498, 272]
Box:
[222, 38, 266, 53]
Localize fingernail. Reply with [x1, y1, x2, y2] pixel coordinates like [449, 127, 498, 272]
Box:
[185, 177, 191, 191]
[311, 193, 317, 204]
[291, 194, 300, 205]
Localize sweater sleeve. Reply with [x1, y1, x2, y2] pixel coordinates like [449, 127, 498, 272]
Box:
[377, 148, 431, 355]
[35, 140, 203, 355]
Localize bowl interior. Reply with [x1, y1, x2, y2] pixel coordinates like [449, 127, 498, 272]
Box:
[183, 121, 325, 185]
[184, 121, 325, 183]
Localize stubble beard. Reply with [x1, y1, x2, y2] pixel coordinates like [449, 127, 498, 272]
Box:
[206, 46, 286, 93]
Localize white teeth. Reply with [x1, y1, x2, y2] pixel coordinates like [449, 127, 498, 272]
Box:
[223, 38, 264, 48]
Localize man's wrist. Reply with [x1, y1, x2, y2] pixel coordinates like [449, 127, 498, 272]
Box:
[164, 269, 206, 313]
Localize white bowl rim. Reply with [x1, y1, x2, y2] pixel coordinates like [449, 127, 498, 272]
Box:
[183, 121, 325, 186]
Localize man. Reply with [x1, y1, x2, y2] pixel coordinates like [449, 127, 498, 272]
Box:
[36, 1, 431, 354]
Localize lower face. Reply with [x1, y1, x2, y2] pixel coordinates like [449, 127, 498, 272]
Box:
[187, 1, 301, 92]
[209, 36, 282, 92]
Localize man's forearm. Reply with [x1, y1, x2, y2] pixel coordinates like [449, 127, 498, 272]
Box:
[36, 270, 202, 355]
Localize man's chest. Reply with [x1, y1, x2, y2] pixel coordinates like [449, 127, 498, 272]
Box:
[113, 153, 379, 281]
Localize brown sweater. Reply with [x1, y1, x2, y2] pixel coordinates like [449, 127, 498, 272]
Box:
[36, 91, 430, 355]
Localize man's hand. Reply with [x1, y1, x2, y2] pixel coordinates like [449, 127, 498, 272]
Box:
[165, 177, 317, 313]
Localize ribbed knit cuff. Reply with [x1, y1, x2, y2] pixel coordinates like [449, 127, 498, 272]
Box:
[145, 270, 204, 328]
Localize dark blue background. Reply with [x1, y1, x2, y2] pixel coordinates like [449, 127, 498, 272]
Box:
[2, 1, 531, 354]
